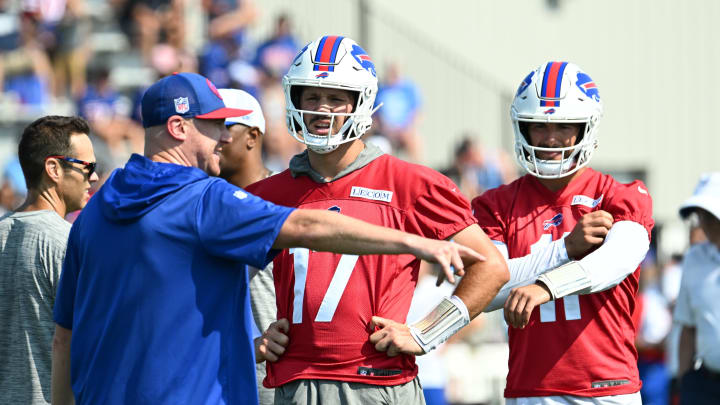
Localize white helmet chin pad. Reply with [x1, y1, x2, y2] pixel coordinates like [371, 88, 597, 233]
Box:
[283, 36, 379, 153]
[511, 62, 603, 179]
[521, 143, 581, 178]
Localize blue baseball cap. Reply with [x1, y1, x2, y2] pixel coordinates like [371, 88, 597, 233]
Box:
[140, 72, 251, 128]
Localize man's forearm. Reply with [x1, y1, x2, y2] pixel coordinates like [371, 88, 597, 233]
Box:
[406, 225, 508, 353]
[274, 209, 420, 255]
[450, 226, 509, 319]
[52, 325, 74, 405]
[454, 256, 508, 319]
[678, 325, 696, 377]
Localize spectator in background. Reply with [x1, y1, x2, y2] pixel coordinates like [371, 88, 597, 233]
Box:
[48, 0, 91, 98]
[0, 115, 97, 404]
[0, 157, 27, 214]
[234, 13, 301, 172]
[252, 14, 299, 82]
[375, 62, 422, 162]
[200, 0, 258, 89]
[441, 135, 514, 199]
[0, 12, 54, 109]
[258, 80, 304, 173]
[218, 87, 275, 405]
[129, 43, 199, 128]
[76, 66, 144, 169]
[636, 257, 673, 405]
[661, 216, 706, 405]
[674, 172, 720, 405]
[117, 0, 184, 62]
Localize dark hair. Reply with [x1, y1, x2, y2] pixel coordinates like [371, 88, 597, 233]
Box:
[18, 115, 90, 189]
[455, 136, 474, 158]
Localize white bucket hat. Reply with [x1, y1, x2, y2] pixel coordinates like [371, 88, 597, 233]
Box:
[679, 172, 720, 220]
[218, 88, 266, 134]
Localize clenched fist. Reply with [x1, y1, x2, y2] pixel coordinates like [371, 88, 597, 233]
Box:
[255, 318, 290, 363]
[565, 210, 613, 259]
[504, 283, 552, 329]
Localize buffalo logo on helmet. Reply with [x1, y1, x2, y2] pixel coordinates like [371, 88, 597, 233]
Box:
[575, 72, 600, 102]
[543, 108, 556, 115]
[516, 71, 535, 97]
[316, 72, 329, 79]
[350, 44, 376, 77]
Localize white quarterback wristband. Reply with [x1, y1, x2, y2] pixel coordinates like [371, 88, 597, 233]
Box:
[409, 295, 470, 354]
[536, 260, 592, 300]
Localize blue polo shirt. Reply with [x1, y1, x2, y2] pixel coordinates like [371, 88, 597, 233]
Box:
[54, 154, 294, 404]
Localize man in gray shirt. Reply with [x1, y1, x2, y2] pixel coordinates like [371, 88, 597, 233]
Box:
[0, 116, 98, 404]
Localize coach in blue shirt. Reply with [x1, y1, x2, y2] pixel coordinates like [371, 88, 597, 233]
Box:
[50, 72, 483, 405]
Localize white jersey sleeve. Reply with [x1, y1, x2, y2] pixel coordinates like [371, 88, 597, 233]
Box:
[581, 220, 649, 293]
[483, 237, 569, 312]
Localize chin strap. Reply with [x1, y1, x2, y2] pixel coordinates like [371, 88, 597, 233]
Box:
[409, 295, 470, 354]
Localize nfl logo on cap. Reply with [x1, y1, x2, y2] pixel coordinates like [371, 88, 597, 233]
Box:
[174, 97, 190, 114]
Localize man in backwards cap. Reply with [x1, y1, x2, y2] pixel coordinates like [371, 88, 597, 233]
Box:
[675, 173, 720, 405]
[217, 88, 271, 188]
[50, 73, 485, 405]
[217, 87, 277, 405]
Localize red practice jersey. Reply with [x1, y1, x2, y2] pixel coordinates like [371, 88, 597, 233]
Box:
[471, 168, 653, 398]
[246, 154, 475, 387]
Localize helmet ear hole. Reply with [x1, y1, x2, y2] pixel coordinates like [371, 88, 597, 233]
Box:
[518, 122, 531, 143]
[350, 92, 359, 113]
[290, 86, 303, 109]
[575, 123, 587, 144]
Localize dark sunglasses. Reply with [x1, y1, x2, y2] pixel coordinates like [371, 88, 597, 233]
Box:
[46, 155, 97, 177]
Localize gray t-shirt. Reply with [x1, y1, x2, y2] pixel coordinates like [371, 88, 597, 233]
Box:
[249, 170, 280, 405]
[250, 262, 277, 405]
[0, 210, 71, 404]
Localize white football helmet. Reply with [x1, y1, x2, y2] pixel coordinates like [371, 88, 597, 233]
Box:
[511, 62, 603, 178]
[283, 35, 380, 154]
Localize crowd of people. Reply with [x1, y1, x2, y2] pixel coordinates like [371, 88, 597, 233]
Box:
[0, 0, 428, 209]
[0, 4, 718, 405]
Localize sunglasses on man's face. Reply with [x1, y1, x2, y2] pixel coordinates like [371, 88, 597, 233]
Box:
[46, 155, 97, 177]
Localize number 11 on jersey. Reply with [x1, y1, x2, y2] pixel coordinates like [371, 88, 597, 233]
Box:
[290, 248, 360, 323]
[530, 234, 581, 322]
